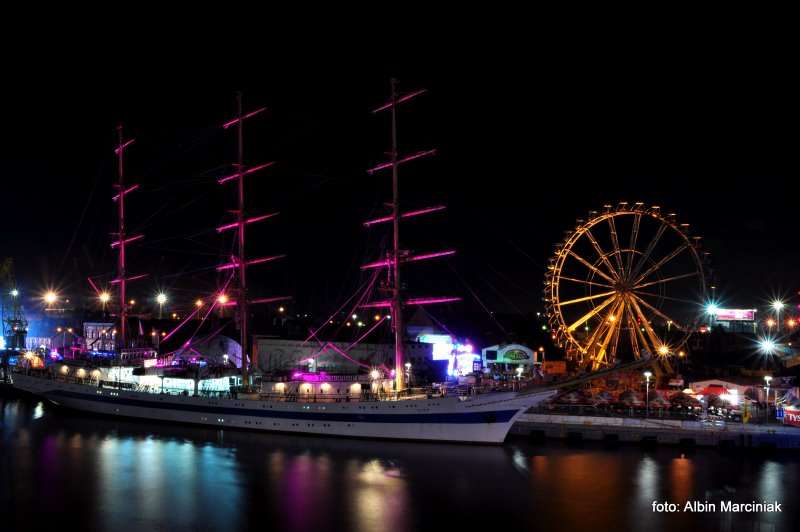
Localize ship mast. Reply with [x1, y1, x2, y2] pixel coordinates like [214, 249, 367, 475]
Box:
[364, 79, 460, 390]
[218, 92, 289, 390]
[112, 125, 145, 355]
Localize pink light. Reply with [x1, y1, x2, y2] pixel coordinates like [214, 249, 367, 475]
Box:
[407, 297, 462, 306]
[113, 138, 135, 154]
[218, 161, 275, 184]
[112, 184, 140, 201]
[361, 300, 392, 309]
[216, 212, 279, 232]
[364, 205, 447, 227]
[110, 273, 148, 285]
[222, 106, 267, 129]
[361, 259, 392, 270]
[371, 88, 428, 113]
[367, 149, 437, 175]
[110, 234, 144, 248]
[406, 250, 456, 262]
[250, 296, 293, 305]
[161, 305, 203, 343]
[216, 254, 286, 271]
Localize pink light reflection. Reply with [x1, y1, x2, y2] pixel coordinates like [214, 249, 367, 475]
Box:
[110, 273, 148, 285]
[112, 184, 140, 201]
[367, 149, 437, 175]
[364, 205, 446, 227]
[110, 234, 144, 248]
[216, 212, 279, 232]
[371, 88, 428, 113]
[222, 106, 267, 129]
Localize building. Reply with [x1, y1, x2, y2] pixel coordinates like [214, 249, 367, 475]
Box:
[481, 343, 539, 372]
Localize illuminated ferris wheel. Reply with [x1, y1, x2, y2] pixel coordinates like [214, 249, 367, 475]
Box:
[545, 203, 709, 371]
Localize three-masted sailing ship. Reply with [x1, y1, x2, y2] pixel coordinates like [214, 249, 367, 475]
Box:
[11, 82, 556, 444]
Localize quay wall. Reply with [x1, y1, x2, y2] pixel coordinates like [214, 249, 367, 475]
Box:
[512, 413, 800, 449]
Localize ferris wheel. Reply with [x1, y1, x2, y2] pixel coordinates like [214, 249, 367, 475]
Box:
[545, 203, 709, 371]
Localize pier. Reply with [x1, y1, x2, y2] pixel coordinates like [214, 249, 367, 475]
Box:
[512, 412, 800, 449]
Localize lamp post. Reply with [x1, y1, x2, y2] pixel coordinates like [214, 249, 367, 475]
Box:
[405, 362, 412, 387]
[772, 301, 785, 333]
[644, 371, 652, 417]
[156, 293, 167, 319]
[764, 375, 772, 424]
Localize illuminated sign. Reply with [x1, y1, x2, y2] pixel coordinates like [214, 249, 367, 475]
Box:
[714, 308, 756, 321]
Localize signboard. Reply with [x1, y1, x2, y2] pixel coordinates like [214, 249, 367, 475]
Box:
[714, 308, 757, 321]
[784, 407, 800, 427]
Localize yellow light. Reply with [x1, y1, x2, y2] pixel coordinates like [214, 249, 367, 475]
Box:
[60, 365, 69, 374]
[278, 306, 285, 313]
[99, 292, 111, 303]
[789, 319, 796, 328]
[92, 369, 101, 378]
[767, 319, 776, 327]
[151, 331, 157, 337]
[678, 351, 686, 357]
[608, 315, 616, 322]
[67, 328, 73, 333]
[44, 291, 57, 304]
[370, 369, 380, 380]
[129, 299, 136, 305]
[658, 345, 669, 356]
[275, 382, 286, 392]
[56, 327, 63, 333]
[346, 322, 351, 327]
[77, 368, 86, 378]
[195, 299, 204, 307]
[374, 314, 381, 321]
[171, 312, 177, 319]
[161, 332, 166, 337]
[321, 383, 331, 393]
[217, 294, 229, 305]
[156, 293, 167, 305]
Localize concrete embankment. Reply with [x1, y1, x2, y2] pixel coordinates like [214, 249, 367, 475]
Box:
[512, 413, 800, 449]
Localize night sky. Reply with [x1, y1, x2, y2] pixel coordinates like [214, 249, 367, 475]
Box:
[1, 40, 795, 332]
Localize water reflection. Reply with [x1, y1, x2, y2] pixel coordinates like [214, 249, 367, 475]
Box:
[1, 396, 799, 532]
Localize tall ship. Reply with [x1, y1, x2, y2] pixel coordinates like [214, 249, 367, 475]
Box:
[10, 82, 557, 444]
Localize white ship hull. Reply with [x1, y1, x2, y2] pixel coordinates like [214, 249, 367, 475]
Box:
[12, 373, 556, 444]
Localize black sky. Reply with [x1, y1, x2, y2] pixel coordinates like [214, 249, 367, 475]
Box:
[1, 35, 796, 324]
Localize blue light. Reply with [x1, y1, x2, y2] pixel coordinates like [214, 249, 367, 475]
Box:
[706, 303, 719, 316]
[758, 337, 777, 355]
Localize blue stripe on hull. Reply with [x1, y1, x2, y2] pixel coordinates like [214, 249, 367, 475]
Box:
[47, 390, 519, 424]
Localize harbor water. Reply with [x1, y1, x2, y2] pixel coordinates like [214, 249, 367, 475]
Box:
[1, 395, 798, 531]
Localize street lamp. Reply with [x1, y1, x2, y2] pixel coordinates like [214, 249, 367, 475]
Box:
[772, 300, 785, 333]
[156, 292, 167, 319]
[644, 371, 653, 416]
[10, 289, 19, 297]
[44, 291, 58, 307]
[764, 375, 772, 423]
[99, 291, 110, 312]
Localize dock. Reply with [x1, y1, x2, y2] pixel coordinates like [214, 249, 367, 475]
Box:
[512, 413, 800, 449]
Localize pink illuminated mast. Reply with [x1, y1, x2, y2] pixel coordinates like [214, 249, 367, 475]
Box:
[112, 124, 145, 352]
[365, 79, 460, 390]
[217, 92, 289, 389]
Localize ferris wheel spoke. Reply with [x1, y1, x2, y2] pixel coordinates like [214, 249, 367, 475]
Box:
[557, 275, 614, 289]
[584, 229, 620, 280]
[593, 300, 625, 368]
[579, 303, 616, 355]
[632, 242, 690, 286]
[630, 293, 686, 331]
[558, 290, 617, 307]
[567, 250, 617, 285]
[629, 223, 667, 280]
[633, 271, 699, 290]
[566, 295, 617, 331]
[607, 215, 626, 276]
[625, 305, 642, 359]
[626, 213, 642, 277]
[629, 296, 665, 356]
